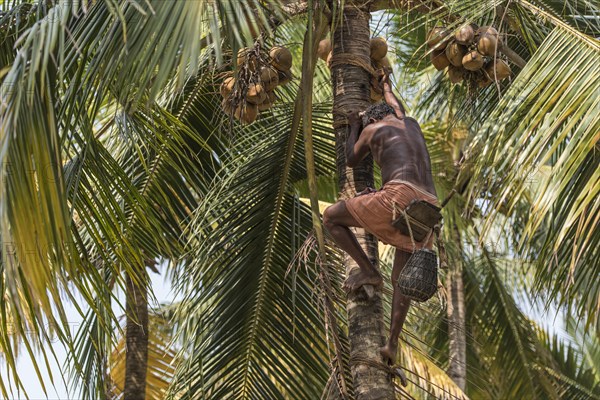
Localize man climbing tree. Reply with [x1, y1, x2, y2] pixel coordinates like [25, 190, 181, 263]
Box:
[323, 71, 439, 366]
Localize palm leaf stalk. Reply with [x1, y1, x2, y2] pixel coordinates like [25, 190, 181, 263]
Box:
[298, 2, 352, 397]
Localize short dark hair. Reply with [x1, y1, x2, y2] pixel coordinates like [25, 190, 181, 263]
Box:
[362, 103, 395, 126]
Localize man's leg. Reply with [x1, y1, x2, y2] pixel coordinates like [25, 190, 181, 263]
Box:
[380, 249, 412, 365]
[323, 201, 383, 292]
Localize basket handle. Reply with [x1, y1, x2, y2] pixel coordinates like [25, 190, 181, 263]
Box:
[402, 209, 417, 253]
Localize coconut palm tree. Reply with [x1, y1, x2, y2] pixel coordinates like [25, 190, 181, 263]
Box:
[0, 0, 599, 399]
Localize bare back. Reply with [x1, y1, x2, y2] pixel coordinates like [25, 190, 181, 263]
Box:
[361, 115, 436, 195]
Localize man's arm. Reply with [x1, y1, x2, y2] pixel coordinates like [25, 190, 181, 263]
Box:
[381, 73, 406, 118]
[345, 111, 371, 168]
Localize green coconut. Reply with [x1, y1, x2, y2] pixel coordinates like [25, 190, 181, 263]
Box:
[258, 91, 277, 111]
[317, 39, 331, 61]
[370, 37, 388, 60]
[237, 47, 258, 71]
[260, 67, 279, 91]
[477, 34, 502, 56]
[278, 69, 293, 85]
[445, 41, 467, 67]
[270, 46, 293, 71]
[374, 56, 391, 70]
[221, 98, 234, 114]
[485, 59, 511, 80]
[427, 27, 450, 49]
[462, 50, 485, 71]
[246, 83, 266, 105]
[430, 49, 450, 71]
[372, 56, 391, 81]
[455, 25, 475, 45]
[220, 76, 235, 98]
[477, 26, 499, 37]
[234, 102, 259, 124]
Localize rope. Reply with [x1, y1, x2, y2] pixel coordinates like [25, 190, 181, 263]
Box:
[329, 52, 377, 77]
[422, 223, 435, 247]
[349, 355, 409, 386]
[402, 209, 417, 253]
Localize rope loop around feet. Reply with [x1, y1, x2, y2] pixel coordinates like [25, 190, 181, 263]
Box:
[349, 354, 409, 387]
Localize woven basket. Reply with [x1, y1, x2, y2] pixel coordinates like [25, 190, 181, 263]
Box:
[397, 249, 438, 302]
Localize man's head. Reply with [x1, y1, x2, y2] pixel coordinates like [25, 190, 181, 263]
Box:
[361, 103, 395, 127]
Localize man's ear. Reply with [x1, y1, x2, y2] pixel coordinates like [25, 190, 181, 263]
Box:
[369, 117, 377, 125]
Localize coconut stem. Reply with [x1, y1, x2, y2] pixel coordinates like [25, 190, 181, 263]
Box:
[500, 45, 526, 68]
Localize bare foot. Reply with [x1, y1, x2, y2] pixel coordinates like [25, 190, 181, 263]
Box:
[343, 270, 383, 293]
[380, 342, 397, 366]
[394, 368, 408, 387]
[381, 343, 408, 386]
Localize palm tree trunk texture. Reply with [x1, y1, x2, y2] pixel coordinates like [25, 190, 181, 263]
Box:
[124, 270, 149, 400]
[446, 252, 467, 390]
[331, 5, 395, 399]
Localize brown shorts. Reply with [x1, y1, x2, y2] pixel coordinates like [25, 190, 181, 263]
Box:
[345, 180, 439, 253]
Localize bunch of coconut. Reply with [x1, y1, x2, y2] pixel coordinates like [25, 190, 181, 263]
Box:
[317, 37, 391, 103]
[220, 45, 293, 124]
[427, 24, 512, 88]
[368, 37, 391, 103]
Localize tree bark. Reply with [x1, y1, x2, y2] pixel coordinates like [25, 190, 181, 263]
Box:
[446, 241, 466, 391]
[124, 269, 149, 400]
[331, 5, 395, 400]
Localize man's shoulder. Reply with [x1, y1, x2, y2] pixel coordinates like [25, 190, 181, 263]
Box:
[365, 119, 403, 134]
[365, 120, 396, 131]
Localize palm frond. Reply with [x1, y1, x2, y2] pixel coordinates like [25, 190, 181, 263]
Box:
[63, 90, 218, 397]
[0, 0, 231, 391]
[536, 326, 600, 399]
[524, 0, 600, 36]
[398, 341, 469, 400]
[168, 70, 340, 398]
[67, 288, 117, 400]
[463, 25, 600, 326]
[463, 250, 558, 398]
[565, 315, 600, 382]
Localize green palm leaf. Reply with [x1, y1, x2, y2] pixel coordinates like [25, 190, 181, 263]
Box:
[463, 25, 600, 326]
[537, 326, 600, 399]
[169, 90, 340, 398]
[64, 76, 220, 397]
[0, 0, 247, 391]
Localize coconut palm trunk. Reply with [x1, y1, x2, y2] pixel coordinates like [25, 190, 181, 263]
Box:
[446, 231, 467, 391]
[331, 5, 395, 399]
[124, 269, 149, 399]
